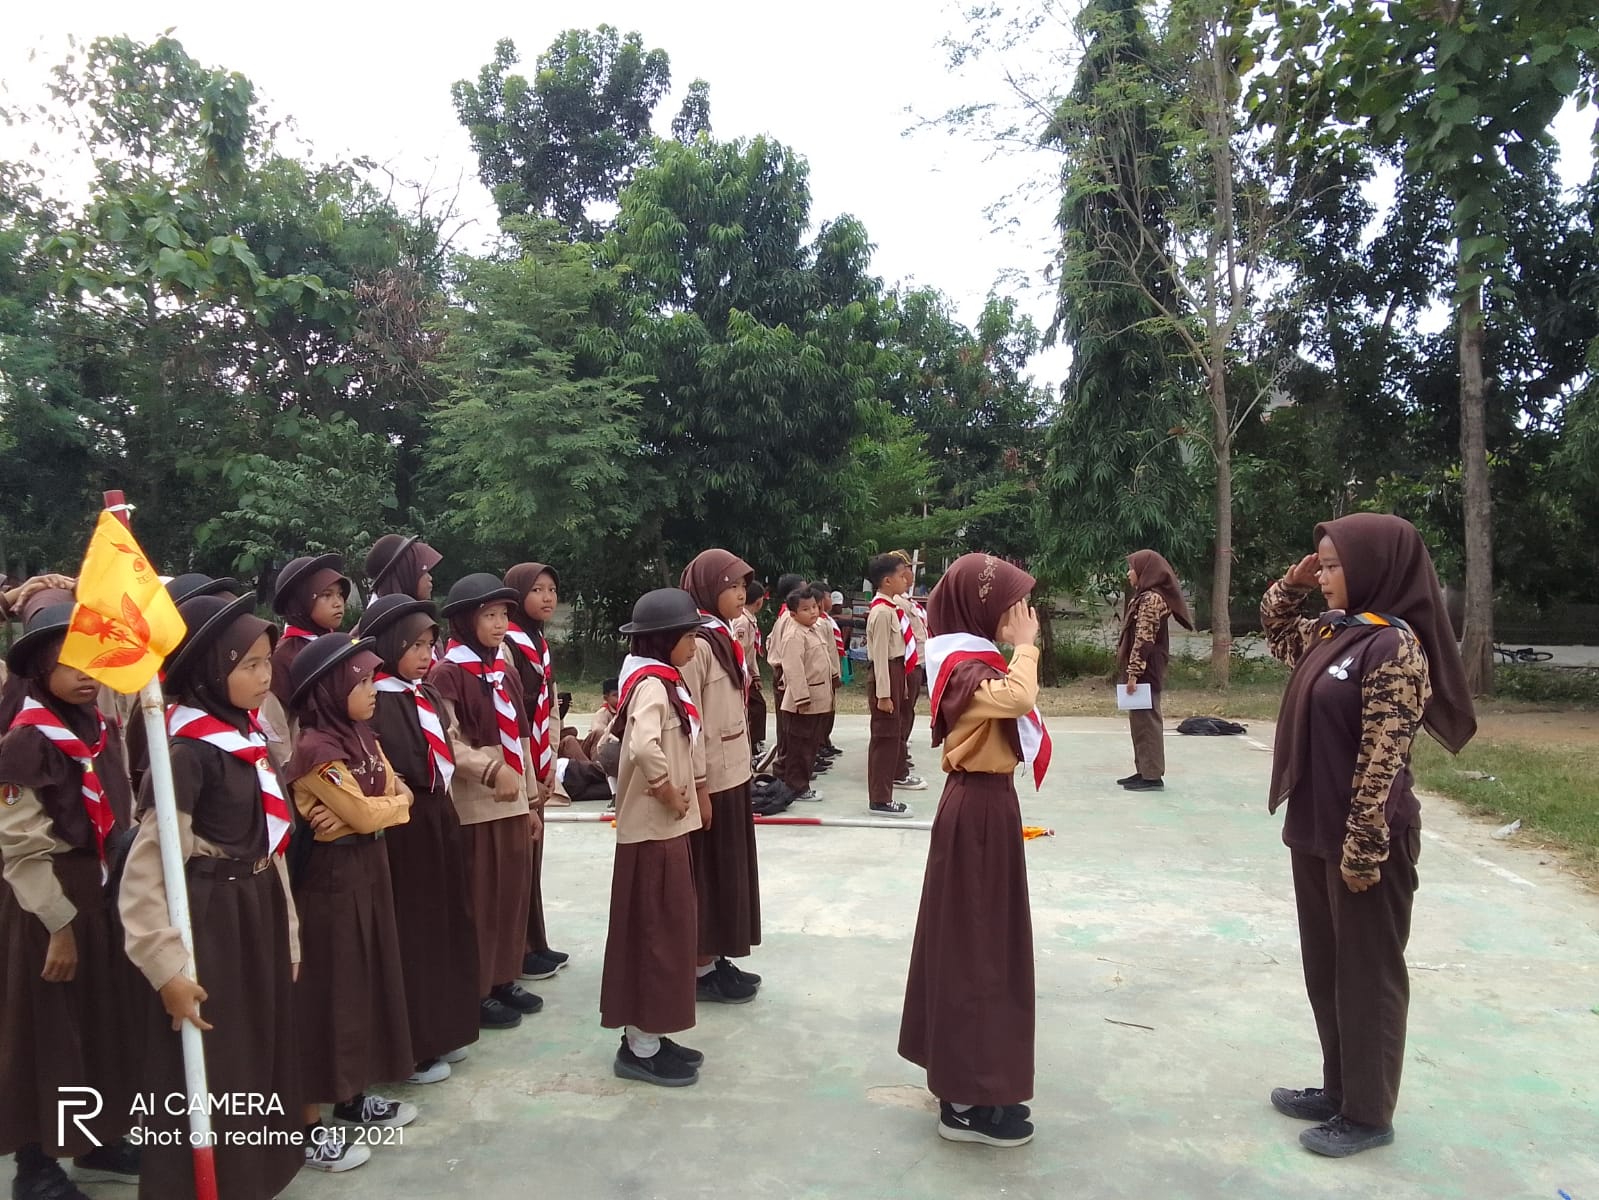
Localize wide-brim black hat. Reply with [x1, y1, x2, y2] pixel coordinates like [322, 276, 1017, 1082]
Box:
[6, 599, 76, 673]
[618, 588, 716, 636]
[355, 594, 437, 638]
[161, 592, 265, 691]
[166, 573, 243, 606]
[288, 631, 378, 709]
[272, 553, 349, 616]
[441, 572, 520, 617]
[364, 534, 419, 589]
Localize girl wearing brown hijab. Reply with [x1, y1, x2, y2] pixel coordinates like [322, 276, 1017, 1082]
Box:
[268, 554, 352, 707]
[119, 593, 312, 1192]
[355, 596, 481, 1086]
[364, 535, 443, 602]
[679, 549, 762, 1004]
[284, 634, 418, 1157]
[501, 562, 570, 981]
[0, 591, 144, 1199]
[1116, 550, 1194, 791]
[899, 554, 1049, 1149]
[1262, 513, 1475, 1159]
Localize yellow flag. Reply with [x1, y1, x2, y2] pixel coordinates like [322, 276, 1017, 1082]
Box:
[57, 511, 187, 694]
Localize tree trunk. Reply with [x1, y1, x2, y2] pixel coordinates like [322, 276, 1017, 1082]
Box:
[1038, 603, 1059, 688]
[1457, 269, 1495, 695]
[1209, 368, 1233, 688]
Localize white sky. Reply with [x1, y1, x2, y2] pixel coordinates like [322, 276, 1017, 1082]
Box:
[3, 1, 1595, 400]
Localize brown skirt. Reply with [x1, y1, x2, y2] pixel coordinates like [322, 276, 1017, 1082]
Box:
[898, 772, 1035, 1106]
[138, 858, 302, 1200]
[294, 838, 414, 1103]
[465, 816, 533, 994]
[525, 810, 551, 956]
[600, 837, 697, 1034]
[0, 850, 142, 1156]
[386, 788, 481, 1064]
[689, 782, 761, 958]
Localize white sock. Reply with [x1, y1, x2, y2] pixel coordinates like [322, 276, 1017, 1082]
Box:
[695, 962, 716, 978]
[625, 1027, 660, 1058]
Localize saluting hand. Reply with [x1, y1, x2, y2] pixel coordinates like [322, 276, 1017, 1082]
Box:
[1285, 554, 1320, 590]
[997, 600, 1040, 648]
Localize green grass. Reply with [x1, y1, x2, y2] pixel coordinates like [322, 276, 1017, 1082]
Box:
[1412, 736, 1599, 873]
[1493, 665, 1599, 708]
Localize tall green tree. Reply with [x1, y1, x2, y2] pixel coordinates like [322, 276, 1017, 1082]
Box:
[452, 28, 673, 238]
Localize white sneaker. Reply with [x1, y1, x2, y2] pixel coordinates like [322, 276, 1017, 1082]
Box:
[304, 1137, 371, 1173]
[793, 788, 824, 802]
[894, 774, 928, 791]
[406, 1059, 451, 1084]
[441, 1046, 469, 1064]
[331, 1093, 418, 1129]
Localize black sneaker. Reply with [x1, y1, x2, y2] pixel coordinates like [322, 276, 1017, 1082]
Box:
[614, 1043, 698, 1087]
[479, 996, 523, 1029]
[623, 1034, 705, 1068]
[869, 801, 914, 818]
[716, 956, 761, 987]
[1115, 774, 1141, 787]
[331, 1092, 418, 1129]
[1299, 1115, 1394, 1157]
[14, 1161, 90, 1200]
[491, 982, 543, 1014]
[1271, 1086, 1340, 1122]
[302, 1134, 371, 1174]
[820, 744, 842, 757]
[540, 947, 570, 968]
[1121, 776, 1164, 791]
[520, 951, 560, 981]
[937, 1102, 1034, 1147]
[696, 968, 757, 1005]
[71, 1139, 140, 1183]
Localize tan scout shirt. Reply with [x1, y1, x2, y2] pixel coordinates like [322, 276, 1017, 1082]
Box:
[866, 593, 906, 700]
[0, 784, 80, 933]
[776, 622, 836, 715]
[614, 676, 705, 846]
[939, 645, 1041, 775]
[679, 639, 752, 794]
[119, 813, 302, 990]
[290, 750, 412, 841]
[440, 699, 531, 826]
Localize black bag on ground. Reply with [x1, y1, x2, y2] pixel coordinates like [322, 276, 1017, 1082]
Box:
[750, 774, 794, 816]
[1177, 716, 1247, 736]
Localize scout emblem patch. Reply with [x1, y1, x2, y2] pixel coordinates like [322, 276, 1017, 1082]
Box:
[321, 765, 346, 788]
[2, 784, 19, 807]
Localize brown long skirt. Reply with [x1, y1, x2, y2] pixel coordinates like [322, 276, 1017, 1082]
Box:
[689, 782, 761, 958]
[294, 838, 414, 1103]
[465, 816, 533, 994]
[525, 812, 551, 956]
[0, 850, 141, 1157]
[138, 858, 302, 1200]
[899, 771, 1035, 1106]
[386, 789, 481, 1064]
[600, 837, 696, 1034]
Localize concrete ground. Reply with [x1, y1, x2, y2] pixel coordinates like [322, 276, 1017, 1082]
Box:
[93, 715, 1599, 1199]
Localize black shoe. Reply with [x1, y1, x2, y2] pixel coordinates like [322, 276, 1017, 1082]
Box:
[716, 956, 761, 988]
[659, 1036, 705, 1068]
[520, 951, 560, 981]
[819, 744, 842, 757]
[13, 1161, 90, 1200]
[696, 968, 757, 1005]
[937, 1102, 1034, 1148]
[540, 947, 570, 967]
[1299, 1115, 1394, 1157]
[1271, 1086, 1341, 1122]
[71, 1140, 140, 1184]
[1121, 776, 1164, 791]
[869, 801, 914, 818]
[614, 1044, 698, 1087]
[479, 996, 523, 1029]
[1115, 773, 1141, 787]
[491, 983, 543, 1014]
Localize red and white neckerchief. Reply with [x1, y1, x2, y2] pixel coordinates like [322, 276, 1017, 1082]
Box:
[443, 639, 524, 775]
[698, 611, 750, 696]
[618, 655, 701, 744]
[167, 704, 292, 855]
[827, 615, 846, 656]
[282, 624, 321, 643]
[505, 622, 555, 780]
[871, 595, 919, 671]
[11, 698, 115, 862]
[373, 673, 455, 792]
[925, 633, 1052, 790]
[745, 612, 765, 657]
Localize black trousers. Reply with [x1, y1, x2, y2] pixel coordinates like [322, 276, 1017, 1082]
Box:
[747, 686, 768, 749]
[1290, 826, 1420, 1128]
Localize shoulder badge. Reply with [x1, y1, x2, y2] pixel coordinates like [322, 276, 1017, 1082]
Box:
[320, 765, 346, 788]
[2, 783, 19, 807]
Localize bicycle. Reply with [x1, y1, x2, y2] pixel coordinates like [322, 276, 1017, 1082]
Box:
[1494, 645, 1554, 664]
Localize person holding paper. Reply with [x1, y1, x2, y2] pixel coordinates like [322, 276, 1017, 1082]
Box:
[1116, 551, 1194, 791]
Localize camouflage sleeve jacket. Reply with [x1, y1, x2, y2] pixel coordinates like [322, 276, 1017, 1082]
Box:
[1345, 632, 1429, 880]
[1124, 592, 1169, 684]
[1260, 578, 1318, 667]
